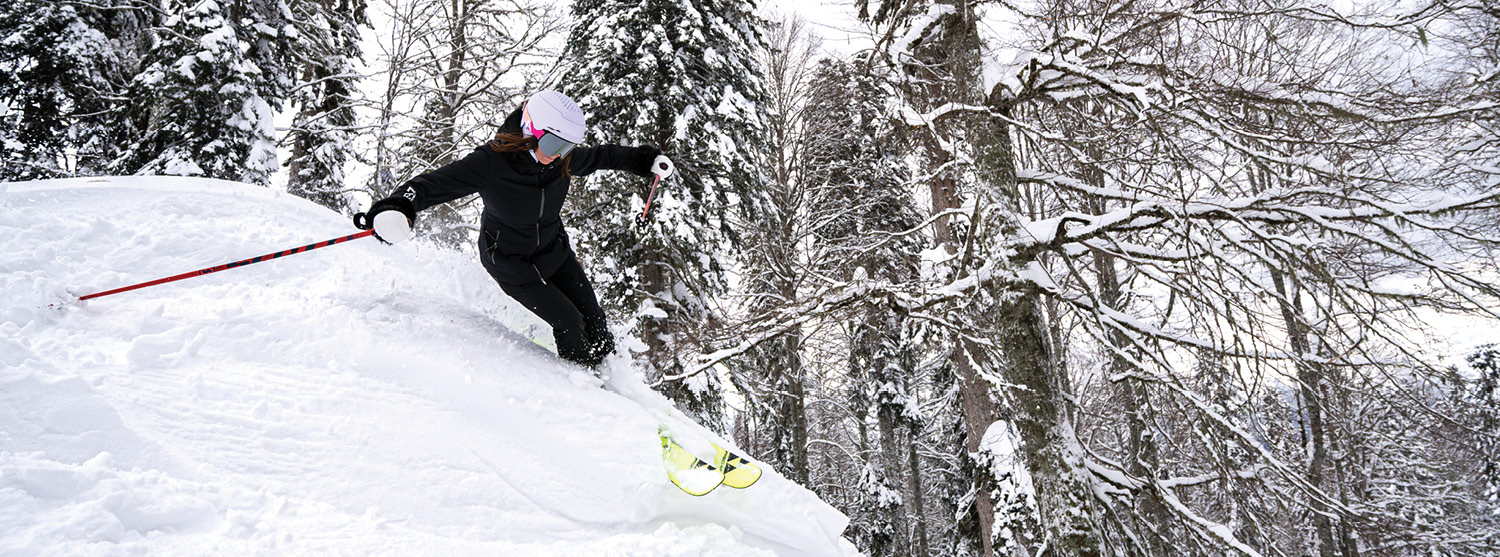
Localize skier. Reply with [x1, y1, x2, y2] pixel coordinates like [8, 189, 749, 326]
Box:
[354, 90, 674, 369]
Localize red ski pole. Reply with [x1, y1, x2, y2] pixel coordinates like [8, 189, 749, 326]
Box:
[640, 174, 663, 221]
[52, 230, 376, 308]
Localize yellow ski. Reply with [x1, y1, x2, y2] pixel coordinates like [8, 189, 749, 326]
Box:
[714, 444, 762, 489]
[660, 428, 724, 496]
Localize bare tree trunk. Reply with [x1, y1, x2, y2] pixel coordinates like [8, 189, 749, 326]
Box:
[900, 2, 1002, 549]
[438, 0, 465, 165]
[904, 35, 996, 552]
[1270, 267, 1338, 557]
[1083, 154, 1170, 553]
[1094, 246, 1172, 553]
[783, 331, 810, 483]
[906, 433, 930, 557]
[876, 400, 911, 556]
[990, 288, 1107, 556]
[952, 339, 998, 556]
[983, 98, 1104, 552]
[742, 13, 816, 479]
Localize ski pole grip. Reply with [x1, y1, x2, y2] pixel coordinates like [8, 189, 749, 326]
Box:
[352, 212, 371, 230]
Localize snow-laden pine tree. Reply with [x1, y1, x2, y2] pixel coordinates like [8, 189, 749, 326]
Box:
[1470, 346, 1500, 517]
[0, 0, 141, 179]
[283, 0, 367, 213]
[114, 0, 290, 184]
[555, 0, 769, 429]
[802, 56, 931, 557]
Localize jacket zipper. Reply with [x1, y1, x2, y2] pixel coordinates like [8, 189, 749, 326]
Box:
[535, 186, 546, 284]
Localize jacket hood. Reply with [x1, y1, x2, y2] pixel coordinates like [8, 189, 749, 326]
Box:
[501, 107, 524, 134]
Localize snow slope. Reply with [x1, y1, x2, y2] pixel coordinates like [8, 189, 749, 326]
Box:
[0, 177, 856, 556]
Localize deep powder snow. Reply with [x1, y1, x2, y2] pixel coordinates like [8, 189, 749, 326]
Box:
[0, 177, 855, 556]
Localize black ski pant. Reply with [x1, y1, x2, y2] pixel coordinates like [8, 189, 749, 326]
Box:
[492, 257, 615, 368]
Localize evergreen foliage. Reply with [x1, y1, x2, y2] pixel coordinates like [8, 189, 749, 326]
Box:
[114, 0, 291, 184]
[284, 0, 368, 214]
[1471, 345, 1500, 516]
[1, 0, 360, 196]
[803, 56, 935, 555]
[0, 0, 138, 179]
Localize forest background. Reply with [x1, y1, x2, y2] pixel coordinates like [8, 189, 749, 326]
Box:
[3, 0, 1499, 555]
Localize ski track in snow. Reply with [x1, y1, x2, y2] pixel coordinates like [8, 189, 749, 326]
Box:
[0, 177, 856, 556]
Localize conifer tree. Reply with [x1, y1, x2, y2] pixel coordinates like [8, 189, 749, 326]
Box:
[555, 0, 770, 428]
[1471, 345, 1500, 515]
[804, 56, 930, 556]
[0, 0, 140, 179]
[115, 0, 291, 185]
[284, 0, 367, 213]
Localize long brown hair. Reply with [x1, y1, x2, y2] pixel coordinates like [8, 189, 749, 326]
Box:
[488, 130, 574, 179]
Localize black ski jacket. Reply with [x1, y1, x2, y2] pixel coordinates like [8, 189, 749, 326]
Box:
[393, 108, 658, 285]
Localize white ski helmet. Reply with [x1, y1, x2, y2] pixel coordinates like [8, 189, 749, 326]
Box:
[523, 90, 586, 144]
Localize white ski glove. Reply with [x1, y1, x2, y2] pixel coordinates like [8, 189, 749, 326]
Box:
[371, 210, 413, 244]
[355, 194, 416, 244]
[651, 155, 674, 179]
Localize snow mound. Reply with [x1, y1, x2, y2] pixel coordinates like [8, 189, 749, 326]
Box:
[0, 177, 855, 556]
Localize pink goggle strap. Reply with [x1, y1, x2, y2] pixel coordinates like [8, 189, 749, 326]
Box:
[526, 118, 546, 139]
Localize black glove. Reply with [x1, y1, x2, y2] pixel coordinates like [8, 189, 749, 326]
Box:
[353, 195, 417, 244]
[633, 145, 662, 177]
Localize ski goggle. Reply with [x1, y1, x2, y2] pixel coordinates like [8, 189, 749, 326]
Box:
[525, 116, 578, 158]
